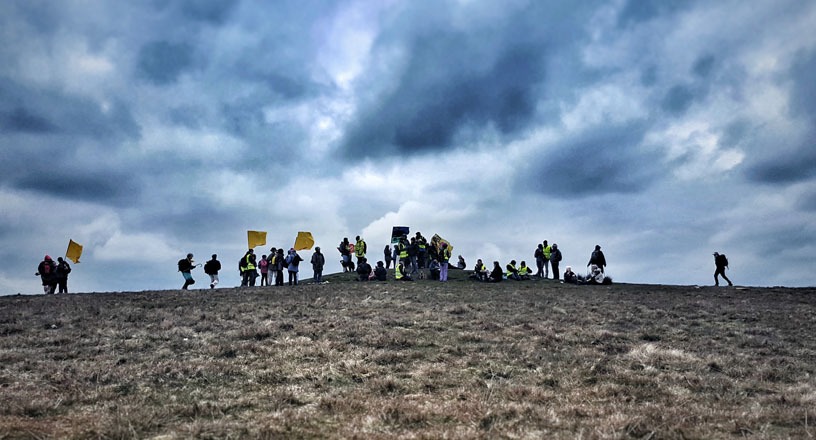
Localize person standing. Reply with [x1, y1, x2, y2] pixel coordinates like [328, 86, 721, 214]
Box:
[274, 248, 285, 286]
[55, 257, 71, 294]
[241, 249, 257, 287]
[354, 236, 367, 265]
[267, 248, 277, 285]
[534, 244, 545, 278]
[416, 232, 428, 269]
[542, 240, 552, 279]
[178, 253, 196, 290]
[311, 247, 325, 283]
[36, 255, 57, 294]
[338, 238, 352, 272]
[550, 244, 562, 281]
[204, 254, 221, 289]
[713, 252, 733, 286]
[384, 245, 392, 269]
[259, 255, 269, 286]
[286, 249, 303, 286]
[408, 237, 419, 275]
[587, 245, 606, 273]
[439, 242, 451, 281]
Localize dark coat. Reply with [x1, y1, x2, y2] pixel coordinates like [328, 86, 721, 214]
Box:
[204, 259, 221, 275]
[37, 260, 57, 285]
[588, 250, 606, 268]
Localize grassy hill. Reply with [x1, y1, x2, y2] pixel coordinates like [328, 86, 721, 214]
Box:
[1, 269, 815, 438]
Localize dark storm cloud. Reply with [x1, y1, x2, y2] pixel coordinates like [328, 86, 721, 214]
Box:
[0, 78, 141, 140]
[341, 2, 598, 158]
[137, 41, 195, 85]
[13, 169, 138, 204]
[522, 123, 661, 197]
[745, 49, 816, 185]
[0, 107, 57, 133]
[617, 0, 695, 27]
[661, 84, 696, 115]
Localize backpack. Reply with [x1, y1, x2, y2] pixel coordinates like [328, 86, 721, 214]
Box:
[59, 262, 71, 274]
[178, 259, 186, 271]
[717, 254, 729, 267]
[42, 262, 51, 274]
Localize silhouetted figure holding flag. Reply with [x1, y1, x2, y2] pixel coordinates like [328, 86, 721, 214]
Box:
[713, 252, 733, 286]
[55, 257, 71, 293]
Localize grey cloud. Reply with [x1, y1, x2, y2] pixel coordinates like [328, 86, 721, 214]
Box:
[137, 41, 194, 85]
[341, 2, 597, 158]
[179, 0, 237, 24]
[617, 0, 695, 27]
[692, 54, 715, 78]
[0, 107, 57, 133]
[661, 84, 696, 115]
[13, 169, 139, 204]
[798, 189, 816, 212]
[0, 78, 141, 140]
[788, 48, 816, 120]
[522, 123, 661, 197]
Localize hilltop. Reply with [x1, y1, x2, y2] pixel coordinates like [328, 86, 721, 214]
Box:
[1, 270, 815, 438]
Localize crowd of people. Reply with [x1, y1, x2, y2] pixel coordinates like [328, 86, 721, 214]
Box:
[35, 236, 733, 292]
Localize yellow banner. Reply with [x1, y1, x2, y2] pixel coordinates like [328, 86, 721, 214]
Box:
[432, 234, 453, 253]
[247, 230, 267, 249]
[294, 231, 314, 251]
[66, 239, 83, 264]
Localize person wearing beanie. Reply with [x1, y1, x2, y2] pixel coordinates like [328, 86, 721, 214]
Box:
[36, 255, 57, 294]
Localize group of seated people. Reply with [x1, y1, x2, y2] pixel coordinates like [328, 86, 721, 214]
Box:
[563, 264, 611, 285]
[469, 259, 534, 282]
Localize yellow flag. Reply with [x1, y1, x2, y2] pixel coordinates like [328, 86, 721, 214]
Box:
[294, 231, 314, 251]
[432, 234, 453, 252]
[66, 239, 83, 264]
[247, 230, 267, 249]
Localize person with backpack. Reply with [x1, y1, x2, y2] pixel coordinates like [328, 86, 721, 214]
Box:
[713, 252, 733, 286]
[354, 236, 367, 265]
[204, 254, 221, 289]
[240, 249, 257, 287]
[549, 244, 562, 281]
[36, 255, 57, 294]
[274, 248, 285, 286]
[338, 238, 352, 272]
[55, 257, 71, 293]
[178, 253, 196, 290]
[587, 244, 606, 273]
[286, 248, 303, 286]
[259, 254, 269, 286]
[311, 247, 325, 283]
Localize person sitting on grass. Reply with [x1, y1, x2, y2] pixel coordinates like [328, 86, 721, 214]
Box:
[456, 255, 466, 269]
[374, 261, 387, 281]
[505, 260, 521, 281]
[518, 261, 533, 280]
[396, 261, 413, 281]
[429, 259, 441, 280]
[490, 261, 503, 282]
[356, 257, 372, 282]
[563, 266, 579, 284]
[470, 259, 488, 281]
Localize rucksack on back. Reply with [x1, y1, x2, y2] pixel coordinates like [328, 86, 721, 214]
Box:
[178, 259, 186, 271]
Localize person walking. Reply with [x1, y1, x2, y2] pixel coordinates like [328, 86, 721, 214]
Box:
[354, 236, 367, 265]
[178, 253, 196, 290]
[439, 242, 451, 281]
[542, 240, 552, 279]
[286, 249, 303, 286]
[550, 244, 562, 281]
[384, 245, 392, 269]
[713, 252, 733, 286]
[274, 248, 285, 286]
[36, 255, 57, 294]
[587, 245, 606, 273]
[55, 257, 71, 294]
[259, 255, 269, 286]
[311, 247, 325, 283]
[534, 244, 545, 278]
[204, 254, 221, 289]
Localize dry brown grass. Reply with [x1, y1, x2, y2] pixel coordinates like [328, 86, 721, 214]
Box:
[1, 270, 815, 439]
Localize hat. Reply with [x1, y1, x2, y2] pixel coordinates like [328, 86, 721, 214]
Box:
[44, 255, 51, 260]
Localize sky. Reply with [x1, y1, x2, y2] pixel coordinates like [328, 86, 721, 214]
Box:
[1, 0, 815, 294]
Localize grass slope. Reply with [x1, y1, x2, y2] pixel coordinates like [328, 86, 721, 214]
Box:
[1, 269, 815, 439]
